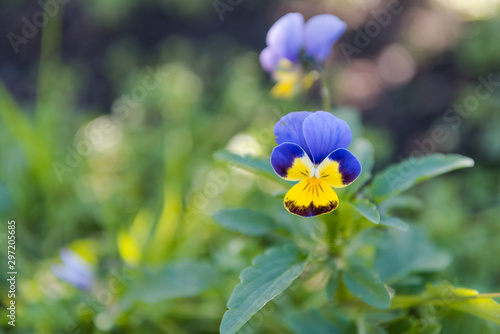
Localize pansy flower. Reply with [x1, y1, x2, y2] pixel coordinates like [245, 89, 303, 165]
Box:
[260, 13, 347, 98]
[271, 111, 361, 217]
[51, 248, 95, 290]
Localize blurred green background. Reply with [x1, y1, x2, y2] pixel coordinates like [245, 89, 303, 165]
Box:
[1, 0, 499, 332]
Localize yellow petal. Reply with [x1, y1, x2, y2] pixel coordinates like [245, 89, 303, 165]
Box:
[316, 159, 344, 188]
[284, 177, 339, 217]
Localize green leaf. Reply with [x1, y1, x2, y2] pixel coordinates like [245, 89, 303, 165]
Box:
[445, 286, 500, 325]
[354, 199, 380, 224]
[375, 227, 451, 284]
[287, 309, 347, 334]
[393, 284, 500, 329]
[368, 154, 474, 203]
[220, 244, 309, 334]
[364, 310, 406, 324]
[120, 260, 216, 310]
[343, 264, 391, 309]
[344, 138, 375, 197]
[413, 324, 442, 334]
[213, 208, 278, 236]
[365, 323, 388, 334]
[378, 195, 423, 214]
[213, 150, 290, 186]
[441, 310, 498, 334]
[387, 322, 441, 334]
[379, 216, 409, 231]
[326, 270, 340, 301]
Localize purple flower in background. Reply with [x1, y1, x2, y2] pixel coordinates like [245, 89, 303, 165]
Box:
[260, 13, 347, 73]
[51, 249, 95, 290]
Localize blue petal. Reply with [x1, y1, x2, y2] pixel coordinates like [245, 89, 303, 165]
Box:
[318, 148, 362, 187]
[303, 111, 352, 164]
[259, 47, 281, 72]
[51, 264, 93, 290]
[271, 142, 313, 180]
[266, 12, 305, 63]
[60, 249, 94, 281]
[304, 14, 347, 62]
[274, 111, 312, 158]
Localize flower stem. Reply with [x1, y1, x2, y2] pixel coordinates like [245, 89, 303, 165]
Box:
[322, 215, 343, 256]
[321, 69, 332, 112]
[356, 317, 367, 334]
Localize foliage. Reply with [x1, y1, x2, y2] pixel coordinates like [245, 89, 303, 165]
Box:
[1, 1, 499, 333]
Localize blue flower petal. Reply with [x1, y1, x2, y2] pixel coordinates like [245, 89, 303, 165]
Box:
[259, 47, 281, 72]
[303, 111, 352, 164]
[51, 264, 93, 290]
[60, 249, 93, 277]
[266, 12, 305, 63]
[304, 14, 347, 62]
[274, 111, 312, 158]
[271, 142, 314, 181]
[317, 148, 361, 187]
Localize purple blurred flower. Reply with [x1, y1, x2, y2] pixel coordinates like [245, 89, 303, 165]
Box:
[51, 249, 95, 291]
[260, 13, 347, 72]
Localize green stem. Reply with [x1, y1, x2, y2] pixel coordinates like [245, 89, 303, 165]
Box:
[320, 69, 332, 112]
[323, 216, 342, 255]
[356, 317, 366, 334]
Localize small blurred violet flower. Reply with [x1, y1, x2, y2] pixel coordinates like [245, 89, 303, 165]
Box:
[260, 13, 347, 98]
[51, 248, 95, 291]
